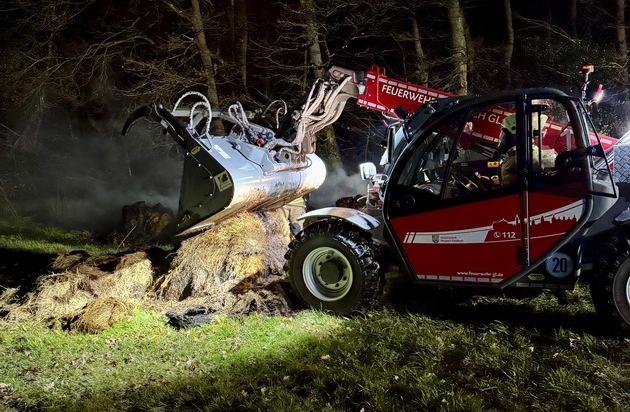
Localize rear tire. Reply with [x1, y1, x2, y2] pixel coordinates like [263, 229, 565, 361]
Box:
[591, 236, 630, 335]
[285, 220, 381, 314]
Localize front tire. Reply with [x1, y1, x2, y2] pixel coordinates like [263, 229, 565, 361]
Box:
[591, 236, 630, 335]
[285, 220, 381, 314]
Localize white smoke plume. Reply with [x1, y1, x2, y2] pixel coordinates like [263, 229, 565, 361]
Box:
[306, 166, 368, 209]
[1, 107, 183, 236]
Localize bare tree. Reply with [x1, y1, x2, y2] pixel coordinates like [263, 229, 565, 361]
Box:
[502, 0, 514, 88]
[161, 0, 222, 122]
[300, 0, 326, 79]
[447, 0, 468, 94]
[411, 15, 430, 85]
[227, 0, 248, 89]
[615, 0, 628, 82]
[299, 0, 342, 165]
[462, 11, 475, 85]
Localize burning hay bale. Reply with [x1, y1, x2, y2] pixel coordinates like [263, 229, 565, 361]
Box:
[0, 288, 20, 319]
[158, 209, 293, 315]
[109, 201, 175, 247]
[72, 296, 134, 334]
[51, 250, 91, 272]
[18, 272, 94, 322]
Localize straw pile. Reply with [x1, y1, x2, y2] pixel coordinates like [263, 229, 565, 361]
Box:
[72, 296, 134, 333]
[0, 208, 296, 331]
[158, 209, 293, 315]
[0, 251, 154, 328]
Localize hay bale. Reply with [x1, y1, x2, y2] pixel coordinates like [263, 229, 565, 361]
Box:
[51, 250, 90, 272]
[159, 210, 291, 306]
[159, 212, 265, 300]
[0, 288, 20, 319]
[111, 201, 175, 246]
[2, 249, 158, 325]
[259, 209, 292, 274]
[108, 252, 154, 299]
[73, 296, 134, 333]
[111, 262, 153, 299]
[0, 287, 19, 306]
[1, 248, 161, 327]
[50, 252, 154, 302]
[26, 272, 94, 321]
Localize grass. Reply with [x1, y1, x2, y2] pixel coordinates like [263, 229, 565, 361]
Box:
[1, 219, 629, 411]
[0, 216, 121, 256]
[1, 289, 630, 412]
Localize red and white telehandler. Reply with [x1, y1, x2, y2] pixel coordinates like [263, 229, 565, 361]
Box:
[287, 65, 630, 335]
[124, 65, 630, 334]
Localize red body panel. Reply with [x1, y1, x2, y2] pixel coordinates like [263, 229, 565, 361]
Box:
[389, 193, 585, 283]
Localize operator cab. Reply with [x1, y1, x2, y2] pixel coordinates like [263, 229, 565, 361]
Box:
[383, 89, 616, 287]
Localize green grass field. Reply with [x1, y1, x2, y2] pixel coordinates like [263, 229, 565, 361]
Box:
[1, 288, 629, 412]
[0, 217, 121, 256]
[1, 218, 629, 411]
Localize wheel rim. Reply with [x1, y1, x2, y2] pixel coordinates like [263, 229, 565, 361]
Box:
[626, 275, 630, 308]
[302, 246, 353, 302]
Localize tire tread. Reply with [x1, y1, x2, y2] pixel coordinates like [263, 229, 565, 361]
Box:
[284, 219, 382, 313]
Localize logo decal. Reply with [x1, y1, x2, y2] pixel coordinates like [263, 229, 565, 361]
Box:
[400, 200, 584, 245]
[215, 171, 233, 192]
[191, 146, 201, 155]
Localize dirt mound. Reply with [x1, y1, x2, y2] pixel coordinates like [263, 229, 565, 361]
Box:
[0, 209, 296, 331]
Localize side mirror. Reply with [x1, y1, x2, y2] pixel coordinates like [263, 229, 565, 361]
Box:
[359, 162, 377, 180]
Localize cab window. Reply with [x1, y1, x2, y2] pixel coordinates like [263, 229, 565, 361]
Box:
[446, 101, 518, 196]
[396, 113, 464, 198]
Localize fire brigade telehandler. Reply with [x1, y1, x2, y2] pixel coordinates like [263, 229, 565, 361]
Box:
[285, 69, 630, 335]
[123, 63, 630, 334]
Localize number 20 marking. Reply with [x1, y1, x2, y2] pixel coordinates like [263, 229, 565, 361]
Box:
[545, 252, 572, 278]
[551, 257, 568, 273]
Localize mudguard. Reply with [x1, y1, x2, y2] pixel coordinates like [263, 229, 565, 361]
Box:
[298, 207, 380, 231]
[614, 208, 630, 228]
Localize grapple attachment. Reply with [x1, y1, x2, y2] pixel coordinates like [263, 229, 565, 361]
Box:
[122, 69, 361, 236]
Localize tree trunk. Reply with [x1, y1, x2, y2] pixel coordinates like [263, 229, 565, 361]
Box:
[447, 0, 468, 95]
[234, 0, 248, 89]
[616, 0, 628, 83]
[502, 0, 514, 88]
[300, 0, 341, 167]
[189, 0, 224, 134]
[462, 13, 474, 84]
[262, 0, 271, 96]
[411, 16, 429, 85]
[569, 0, 577, 38]
[227, 0, 235, 63]
[300, 0, 325, 78]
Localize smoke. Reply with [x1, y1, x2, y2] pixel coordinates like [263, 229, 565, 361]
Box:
[0, 102, 383, 236]
[1, 105, 183, 236]
[306, 166, 368, 209]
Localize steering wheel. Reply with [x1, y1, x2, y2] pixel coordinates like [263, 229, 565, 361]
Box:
[450, 172, 479, 192]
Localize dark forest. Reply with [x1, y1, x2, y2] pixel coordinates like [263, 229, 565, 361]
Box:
[1, 0, 629, 230]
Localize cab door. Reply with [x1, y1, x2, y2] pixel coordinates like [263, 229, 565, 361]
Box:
[383, 99, 527, 284]
[525, 96, 615, 276]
